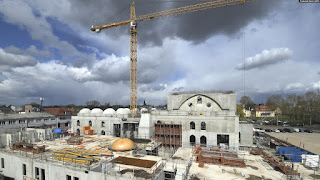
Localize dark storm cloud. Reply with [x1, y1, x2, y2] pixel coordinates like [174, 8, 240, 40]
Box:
[69, 0, 281, 45]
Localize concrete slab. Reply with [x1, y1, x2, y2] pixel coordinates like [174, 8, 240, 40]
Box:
[266, 132, 320, 155]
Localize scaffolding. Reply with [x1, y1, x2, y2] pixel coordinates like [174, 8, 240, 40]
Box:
[154, 122, 182, 148]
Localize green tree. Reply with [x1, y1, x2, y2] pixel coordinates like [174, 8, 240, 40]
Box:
[240, 96, 255, 110]
[86, 100, 101, 109]
[266, 95, 284, 109]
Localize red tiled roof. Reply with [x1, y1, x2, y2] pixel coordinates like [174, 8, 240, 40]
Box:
[43, 108, 76, 116]
[255, 105, 273, 111]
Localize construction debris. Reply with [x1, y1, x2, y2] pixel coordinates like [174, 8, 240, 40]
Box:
[193, 145, 246, 168]
[11, 141, 45, 154]
[66, 134, 83, 145]
[250, 148, 300, 176]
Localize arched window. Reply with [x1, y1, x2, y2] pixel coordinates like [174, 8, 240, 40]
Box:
[89, 121, 92, 127]
[101, 130, 105, 135]
[200, 136, 207, 146]
[101, 121, 105, 127]
[190, 121, 195, 130]
[201, 122, 206, 130]
[77, 120, 80, 126]
[190, 135, 196, 146]
[197, 96, 202, 104]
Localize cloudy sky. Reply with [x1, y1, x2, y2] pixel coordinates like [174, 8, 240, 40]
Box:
[0, 0, 319, 106]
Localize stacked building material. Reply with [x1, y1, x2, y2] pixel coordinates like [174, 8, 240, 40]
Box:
[66, 135, 83, 145]
[251, 148, 300, 176]
[53, 148, 110, 165]
[193, 146, 246, 168]
[11, 141, 45, 154]
[83, 126, 94, 135]
[276, 146, 311, 162]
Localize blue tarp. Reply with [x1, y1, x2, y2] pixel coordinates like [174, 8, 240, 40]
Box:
[53, 129, 64, 134]
[276, 146, 311, 162]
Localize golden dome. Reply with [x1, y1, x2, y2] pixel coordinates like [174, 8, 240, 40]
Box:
[109, 138, 136, 151]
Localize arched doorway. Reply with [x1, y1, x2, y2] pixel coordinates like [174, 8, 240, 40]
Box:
[200, 136, 207, 146]
[77, 120, 80, 126]
[190, 135, 196, 146]
[101, 130, 105, 135]
[77, 129, 80, 135]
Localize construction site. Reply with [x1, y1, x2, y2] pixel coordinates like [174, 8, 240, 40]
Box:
[0, 0, 319, 180]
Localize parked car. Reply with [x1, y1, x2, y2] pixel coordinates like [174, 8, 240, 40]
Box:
[279, 129, 285, 133]
[293, 128, 300, 132]
[284, 128, 294, 133]
[299, 129, 304, 132]
[265, 129, 272, 132]
[304, 129, 313, 133]
[274, 129, 280, 133]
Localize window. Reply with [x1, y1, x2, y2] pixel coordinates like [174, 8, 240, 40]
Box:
[190, 121, 195, 130]
[201, 122, 206, 130]
[35, 167, 39, 179]
[190, 135, 196, 146]
[74, 177, 79, 180]
[89, 121, 92, 127]
[51, 118, 55, 121]
[77, 120, 80, 126]
[101, 130, 105, 135]
[200, 136, 207, 146]
[66, 175, 71, 180]
[1, 158, 4, 168]
[77, 129, 80, 135]
[0, 121, 5, 125]
[58, 123, 60, 128]
[197, 96, 202, 104]
[188, 103, 193, 107]
[23, 164, 26, 176]
[217, 134, 229, 146]
[207, 103, 211, 107]
[41, 168, 45, 180]
[101, 121, 105, 127]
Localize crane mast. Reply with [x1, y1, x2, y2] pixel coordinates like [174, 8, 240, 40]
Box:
[91, 0, 255, 116]
[130, 2, 138, 116]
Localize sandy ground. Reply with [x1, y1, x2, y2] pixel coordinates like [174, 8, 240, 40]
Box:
[189, 151, 284, 180]
[265, 132, 320, 155]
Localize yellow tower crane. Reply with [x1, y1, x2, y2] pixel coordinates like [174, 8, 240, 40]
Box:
[91, 0, 256, 116]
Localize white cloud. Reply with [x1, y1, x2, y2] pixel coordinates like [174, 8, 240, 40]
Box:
[235, 48, 293, 70]
[313, 81, 320, 89]
[4, 45, 52, 58]
[0, 48, 37, 70]
[284, 83, 304, 92]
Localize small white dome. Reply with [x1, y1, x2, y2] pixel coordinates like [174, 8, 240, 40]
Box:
[91, 108, 103, 114]
[116, 108, 129, 115]
[103, 108, 116, 115]
[79, 108, 91, 114]
[141, 108, 148, 112]
[124, 108, 130, 114]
